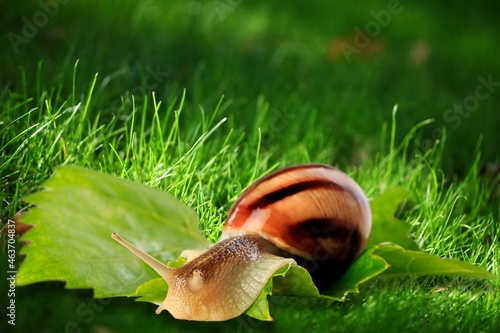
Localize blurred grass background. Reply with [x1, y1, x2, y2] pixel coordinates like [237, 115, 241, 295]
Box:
[1, 0, 499, 332]
[2, 0, 499, 174]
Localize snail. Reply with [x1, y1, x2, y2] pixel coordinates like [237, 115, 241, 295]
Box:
[112, 164, 371, 321]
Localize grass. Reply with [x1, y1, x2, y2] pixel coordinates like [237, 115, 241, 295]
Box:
[1, 0, 499, 332]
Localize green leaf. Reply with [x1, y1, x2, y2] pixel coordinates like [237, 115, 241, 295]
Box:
[273, 264, 321, 298]
[244, 277, 275, 321]
[243, 248, 389, 320]
[368, 187, 419, 250]
[373, 244, 493, 278]
[17, 166, 210, 297]
[322, 247, 390, 299]
[245, 264, 321, 321]
[132, 256, 188, 305]
[133, 278, 167, 304]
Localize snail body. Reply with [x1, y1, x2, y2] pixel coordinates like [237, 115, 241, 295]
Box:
[113, 164, 372, 321]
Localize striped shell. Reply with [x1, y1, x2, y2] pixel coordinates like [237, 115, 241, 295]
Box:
[221, 164, 372, 285]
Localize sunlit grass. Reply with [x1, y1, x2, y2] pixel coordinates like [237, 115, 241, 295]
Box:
[1, 0, 499, 332]
[1, 64, 498, 332]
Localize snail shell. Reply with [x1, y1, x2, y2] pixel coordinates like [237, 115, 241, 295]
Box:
[112, 164, 371, 321]
[222, 164, 372, 287]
